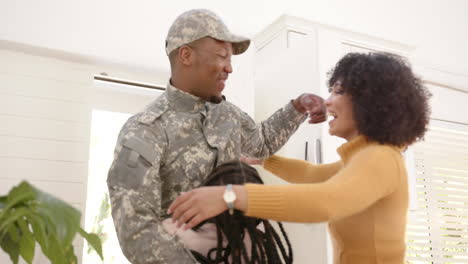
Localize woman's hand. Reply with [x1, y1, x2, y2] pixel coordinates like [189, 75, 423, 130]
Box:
[168, 185, 248, 230]
[168, 186, 227, 230]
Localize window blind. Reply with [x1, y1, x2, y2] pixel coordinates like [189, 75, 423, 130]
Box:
[406, 122, 468, 264]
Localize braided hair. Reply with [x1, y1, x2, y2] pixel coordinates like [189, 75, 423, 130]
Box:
[191, 160, 293, 264]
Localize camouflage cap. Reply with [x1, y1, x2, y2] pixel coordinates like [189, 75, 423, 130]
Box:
[165, 9, 250, 55]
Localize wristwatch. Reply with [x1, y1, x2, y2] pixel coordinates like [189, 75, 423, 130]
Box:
[223, 184, 237, 215]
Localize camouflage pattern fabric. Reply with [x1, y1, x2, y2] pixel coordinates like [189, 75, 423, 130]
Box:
[165, 9, 250, 55]
[107, 83, 306, 263]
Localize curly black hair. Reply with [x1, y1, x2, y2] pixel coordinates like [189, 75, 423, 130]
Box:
[327, 52, 431, 147]
[191, 160, 293, 264]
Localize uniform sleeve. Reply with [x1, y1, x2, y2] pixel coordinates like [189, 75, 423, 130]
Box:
[244, 147, 403, 223]
[107, 120, 196, 264]
[264, 155, 342, 183]
[239, 102, 307, 158]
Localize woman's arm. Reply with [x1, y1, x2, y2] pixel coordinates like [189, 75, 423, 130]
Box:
[264, 155, 342, 183]
[169, 146, 402, 228]
[245, 147, 403, 222]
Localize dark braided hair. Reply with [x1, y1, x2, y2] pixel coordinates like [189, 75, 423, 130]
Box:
[191, 160, 293, 264]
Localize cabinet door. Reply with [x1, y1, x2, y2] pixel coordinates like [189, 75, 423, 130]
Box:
[254, 28, 328, 264]
[255, 29, 322, 162]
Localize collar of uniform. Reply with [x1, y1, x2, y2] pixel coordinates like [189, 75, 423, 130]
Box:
[166, 83, 206, 113]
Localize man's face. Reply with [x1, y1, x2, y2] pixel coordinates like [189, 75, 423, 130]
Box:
[190, 37, 233, 103]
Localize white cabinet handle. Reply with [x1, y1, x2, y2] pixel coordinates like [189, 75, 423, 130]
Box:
[305, 139, 322, 163]
[315, 138, 322, 164]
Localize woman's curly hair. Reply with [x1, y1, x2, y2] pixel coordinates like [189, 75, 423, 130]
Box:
[327, 52, 431, 147]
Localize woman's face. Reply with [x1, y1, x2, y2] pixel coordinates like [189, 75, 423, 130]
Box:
[325, 81, 359, 141]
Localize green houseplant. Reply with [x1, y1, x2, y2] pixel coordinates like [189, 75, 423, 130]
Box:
[0, 181, 103, 264]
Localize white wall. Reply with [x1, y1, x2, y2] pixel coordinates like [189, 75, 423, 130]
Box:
[1, 0, 466, 77]
[224, 48, 255, 116]
[425, 84, 468, 125]
[0, 47, 94, 263]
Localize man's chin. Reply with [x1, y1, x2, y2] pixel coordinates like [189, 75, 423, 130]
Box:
[208, 95, 224, 104]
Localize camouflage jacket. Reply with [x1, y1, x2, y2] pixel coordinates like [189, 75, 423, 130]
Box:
[107, 83, 306, 263]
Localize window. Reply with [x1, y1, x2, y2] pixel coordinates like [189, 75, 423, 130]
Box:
[406, 120, 468, 263]
[83, 77, 164, 263]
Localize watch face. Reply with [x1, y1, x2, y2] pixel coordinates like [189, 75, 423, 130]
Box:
[224, 192, 236, 203]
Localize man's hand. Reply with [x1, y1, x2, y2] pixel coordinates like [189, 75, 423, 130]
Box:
[292, 93, 327, 124]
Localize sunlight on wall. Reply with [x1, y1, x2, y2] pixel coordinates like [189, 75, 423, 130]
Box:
[84, 109, 131, 264]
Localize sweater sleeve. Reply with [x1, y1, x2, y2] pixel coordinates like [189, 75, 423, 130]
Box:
[264, 155, 342, 183]
[245, 146, 403, 223]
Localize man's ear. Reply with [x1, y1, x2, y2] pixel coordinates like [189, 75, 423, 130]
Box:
[178, 45, 194, 66]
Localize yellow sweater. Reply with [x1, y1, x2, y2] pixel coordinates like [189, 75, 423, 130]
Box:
[245, 136, 408, 264]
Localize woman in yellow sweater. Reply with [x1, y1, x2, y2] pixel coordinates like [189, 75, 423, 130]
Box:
[168, 52, 431, 263]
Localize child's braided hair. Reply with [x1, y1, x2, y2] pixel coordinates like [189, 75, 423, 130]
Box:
[191, 160, 293, 264]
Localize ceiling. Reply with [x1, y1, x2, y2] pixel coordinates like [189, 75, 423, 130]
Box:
[1, 0, 467, 75]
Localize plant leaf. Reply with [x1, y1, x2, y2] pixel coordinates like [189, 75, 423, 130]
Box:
[78, 227, 103, 260]
[18, 218, 35, 264]
[0, 230, 20, 264]
[34, 186, 81, 247]
[1, 182, 36, 214]
[0, 207, 31, 234]
[7, 223, 20, 243]
[28, 213, 69, 264]
[65, 245, 78, 264]
[28, 214, 49, 251]
[0, 181, 103, 264]
[0, 195, 6, 210]
[2, 181, 81, 247]
[47, 235, 68, 264]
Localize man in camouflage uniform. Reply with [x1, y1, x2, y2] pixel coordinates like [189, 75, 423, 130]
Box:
[107, 9, 326, 264]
